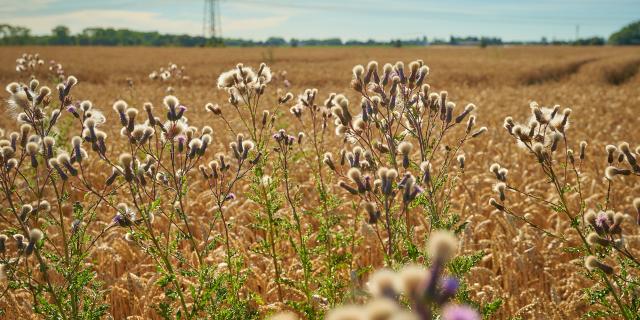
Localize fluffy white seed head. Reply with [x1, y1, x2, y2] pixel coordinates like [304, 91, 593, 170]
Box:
[397, 141, 413, 155]
[26, 142, 38, 155]
[396, 264, 428, 297]
[585, 255, 613, 274]
[66, 75, 78, 87]
[29, 228, 44, 242]
[71, 136, 82, 147]
[325, 305, 363, 320]
[347, 167, 362, 182]
[241, 140, 255, 152]
[366, 61, 378, 72]
[367, 268, 396, 298]
[119, 153, 133, 167]
[43, 136, 55, 147]
[420, 161, 431, 172]
[126, 108, 138, 119]
[163, 95, 179, 109]
[428, 230, 458, 262]
[352, 65, 365, 78]
[364, 298, 399, 320]
[113, 100, 127, 113]
[633, 198, 640, 213]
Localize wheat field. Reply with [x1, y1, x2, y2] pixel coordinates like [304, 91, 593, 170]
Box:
[1, 46, 639, 320]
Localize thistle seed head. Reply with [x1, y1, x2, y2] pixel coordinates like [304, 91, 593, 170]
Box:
[587, 232, 610, 247]
[457, 154, 465, 169]
[428, 230, 458, 262]
[205, 103, 222, 115]
[585, 209, 597, 225]
[43, 136, 55, 147]
[26, 142, 38, 155]
[66, 75, 78, 87]
[364, 298, 399, 320]
[397, 141, 413, 155]
[494, 182, 506, 201]
[325, 305, 363, 320]
[585, 256, 613, 274]
[579, 141, 587, 160]
[163, 95, 179, 110]
[471, 127, 487, 138]
[338, 180, 358, 195]
[489, 198, 504, 211]
[347, 167, 363, 182]
[367, 268, 397, 298]
[396, 264, 428, 297]
[113, 100, 127, 113]
[119, 153, 133, 168]
[352, 65, 365, 79]
[6, 82, 20, 94]
[633, 198, 640, 214]
[28, 228, 44, 242]
[126, 107, 138, 119]
[605, 166, 630, 180]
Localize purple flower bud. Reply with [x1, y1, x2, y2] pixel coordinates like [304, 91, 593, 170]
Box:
[442, 277, 459, 296]
[595, 212, 609, 231]
[66, 105, 79, 117]
[442, 304, 480, 320]
[112, 214, 124, 225]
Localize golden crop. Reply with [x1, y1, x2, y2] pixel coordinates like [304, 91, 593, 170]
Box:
[0, 45, 639, 319]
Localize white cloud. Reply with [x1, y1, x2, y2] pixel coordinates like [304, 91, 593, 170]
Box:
[0, 0, 57, 14]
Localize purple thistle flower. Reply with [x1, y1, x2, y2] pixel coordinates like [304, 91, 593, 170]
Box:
[442, 304, 480, 320]
[225, 193, 236, 201]
[595, 211, 609, 229]
[178, 105, 187, 112]
[442, 277, 459, 296]
[112, 214, 124, 225]
[66, 105, 79, 117]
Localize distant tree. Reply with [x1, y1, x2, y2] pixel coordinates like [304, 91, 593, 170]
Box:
[50, 25, 72, 45]
[609, 20, 640, 45]
[574, 36, 605, 46]
[265, 37, 286, 46]
[0, 24, 32, 45]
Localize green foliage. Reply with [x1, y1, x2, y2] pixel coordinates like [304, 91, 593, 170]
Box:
[609, 20, 640, 45]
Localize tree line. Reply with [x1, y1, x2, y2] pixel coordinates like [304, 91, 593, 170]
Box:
[1, 22, 637, 47]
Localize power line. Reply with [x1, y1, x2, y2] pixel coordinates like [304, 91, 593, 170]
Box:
[203, 0, 222, 38]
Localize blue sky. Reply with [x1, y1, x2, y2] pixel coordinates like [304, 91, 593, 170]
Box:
[1, 0, 638, 41]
